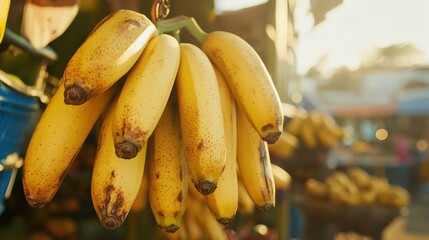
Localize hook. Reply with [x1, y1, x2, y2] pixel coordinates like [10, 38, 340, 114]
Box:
[151, 0, 171, 24]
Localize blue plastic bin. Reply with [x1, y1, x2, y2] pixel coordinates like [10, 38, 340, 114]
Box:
[0, 79, 41, 214]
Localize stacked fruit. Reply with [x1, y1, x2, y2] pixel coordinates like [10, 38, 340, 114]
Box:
[287, 108, 345, 150]
[267, 106, 345, 160]
[21, 9, 292, 234]
[305, 167, 410, 208]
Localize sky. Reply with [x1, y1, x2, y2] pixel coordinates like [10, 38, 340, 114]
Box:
[294, 0, 429, 74]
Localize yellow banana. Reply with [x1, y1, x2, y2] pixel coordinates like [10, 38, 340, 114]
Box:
[22, 82, 119, 208]
[268, 131, 299, 159]
[271, 163, 291, 190]
[91, 96, 147, 230]
[176, 43, 226, 195]
[112, 34, 180, 159]
[199, 202, 228, 240]
[63, 9, 156, 105]
[148, 93, 188, 233]
[201, 31, 283, 144]
[320, 111, 345, 139]
[130, 166, 148, 213]
[284, 107, 307, 137]
[236, 107, 275, 211]
[206, 66, 238, 225]
[183, 209, 203, 240]
[237, 175, 255, 215]
[300, 115, 318, 149]
[188, 197, 227, 240]
[0, 0, 10, 43]
[309, 110, 341, 147]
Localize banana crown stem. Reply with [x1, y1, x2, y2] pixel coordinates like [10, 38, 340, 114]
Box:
[156, 15, 207, 44]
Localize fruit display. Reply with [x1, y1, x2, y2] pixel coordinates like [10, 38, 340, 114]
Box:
[21, 8, 290, 237]
[296, 167, 408, 240]
[288, 108, 345, 150]
[268, 106, 346, 160]
[270, 107, 347, 182]
[305, 167, 410, 208]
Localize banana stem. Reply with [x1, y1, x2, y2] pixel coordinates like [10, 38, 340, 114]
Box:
[156, 15, 207, 44]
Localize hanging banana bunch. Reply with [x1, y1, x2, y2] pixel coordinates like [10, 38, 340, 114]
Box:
[22, 3, 291, 235]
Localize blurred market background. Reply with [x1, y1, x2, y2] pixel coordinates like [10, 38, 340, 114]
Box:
[1, 0, 429, 239]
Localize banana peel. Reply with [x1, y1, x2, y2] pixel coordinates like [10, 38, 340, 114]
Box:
[0, 0, 10, 43]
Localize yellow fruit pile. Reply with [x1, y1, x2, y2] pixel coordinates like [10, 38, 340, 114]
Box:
[268, 106, 346, 159]
[21, 9, 291, 234]
[305, 167, 410, 208]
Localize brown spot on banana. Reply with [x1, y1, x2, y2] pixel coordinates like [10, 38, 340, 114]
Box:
[177, 191, 183, 202]
[114, 121, 146, 159]
[261, 123, 282, 144]
[257, 204, 274, 212]
[100, 184, 128, 229]
[195, 179, 217, 195]
[157, 210, 165, 217]
[63, 84, 89, 105]
[24, 192, 49, 208]
[218, 217, 234, 225]
[197, 139, 204, 150]
[258, 141, 275, 211]
[164, 224, 179, 233]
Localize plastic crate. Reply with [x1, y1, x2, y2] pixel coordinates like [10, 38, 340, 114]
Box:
[0, 78, 42, 214]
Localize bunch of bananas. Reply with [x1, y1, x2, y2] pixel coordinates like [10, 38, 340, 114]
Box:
[305, 168, 410, 208]
[267, 106, 345, 160]
[22, 9, 290, 233]
[286, 107, 345, 150]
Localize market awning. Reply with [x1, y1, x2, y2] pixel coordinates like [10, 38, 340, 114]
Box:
[329, 102, 396, 118]
[396, 91, 429, 116]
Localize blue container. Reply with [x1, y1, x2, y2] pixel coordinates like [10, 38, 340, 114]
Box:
[0, 79, 41, 214]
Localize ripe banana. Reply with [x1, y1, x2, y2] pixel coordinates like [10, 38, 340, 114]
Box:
[237, 175, 255, 215]
[183, 209, 203, 240]
[236, 107, 275, 211]
[284, 107, 307, 137]
[91, 96, 147, 230]
[130, 166, 149, 213]
[201, 31, 283, 144]
[300, 115, 318, 149]
[63, 9, 156, 105]
[148, 94, 188, 233]
[271, 163, 291, 190]
[188, 197, 228, 240]
[268, 131, 299, 159]
[206, 66, 238, 225]
[0, 0, 10, 43]
[309, 110, 341, 147]
[112, 34, 180, 159]
[176, 43, 226, 195]
[22, 82, 119, 208]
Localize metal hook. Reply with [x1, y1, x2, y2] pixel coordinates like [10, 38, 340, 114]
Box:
[151, 0, 171, 24]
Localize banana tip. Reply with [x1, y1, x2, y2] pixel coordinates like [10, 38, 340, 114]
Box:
[115, 141, 139, 159]
[257, 204, 275, 212]
[25, 197, 48, 208]
[263, 131, 282, 144]
[102, 216, 122, 230]
[163, 224, 180, 233]
[195, 180, 217, 195]
[64, 84, 88, 105]
[218, 217, 234, 225]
